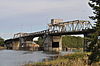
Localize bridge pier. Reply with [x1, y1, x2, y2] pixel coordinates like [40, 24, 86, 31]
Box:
[6, 37, 34, 50]
[19, 37, 34, 50]
[12, 41, 20, 50]
[43, 35, 62, 52]
[5, 41, 13, 49]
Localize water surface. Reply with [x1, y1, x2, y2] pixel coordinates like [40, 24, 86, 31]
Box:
[0, 50, 55, 66]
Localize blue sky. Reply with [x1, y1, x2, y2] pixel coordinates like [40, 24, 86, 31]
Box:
[0, 0, 93, 39]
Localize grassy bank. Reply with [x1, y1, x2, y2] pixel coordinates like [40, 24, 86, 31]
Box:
[25, 52, 100, 66]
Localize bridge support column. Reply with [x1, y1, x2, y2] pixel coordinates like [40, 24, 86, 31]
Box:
[5, 41, 13, 49]
[19, 37, 34, 50]
[44, 35, 62, 52]
[12, 41, 20, 50]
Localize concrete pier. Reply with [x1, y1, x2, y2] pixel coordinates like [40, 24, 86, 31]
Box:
[43, 35, 62, 52]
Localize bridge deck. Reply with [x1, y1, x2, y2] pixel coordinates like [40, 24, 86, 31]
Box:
[5, 29, 95, 43]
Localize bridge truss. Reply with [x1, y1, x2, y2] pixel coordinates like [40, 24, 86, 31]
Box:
[5, 19, 94, 52]
[48, 20, 93, 32]
[12, 20, 93, 38]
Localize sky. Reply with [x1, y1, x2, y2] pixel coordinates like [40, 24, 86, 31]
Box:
[0, 0, 93, 39]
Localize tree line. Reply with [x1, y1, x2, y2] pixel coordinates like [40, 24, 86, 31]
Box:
[0, 37, 4, 45]
[62, 36, 84, 48]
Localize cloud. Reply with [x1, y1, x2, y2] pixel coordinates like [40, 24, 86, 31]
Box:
[0, 0, 90, 18]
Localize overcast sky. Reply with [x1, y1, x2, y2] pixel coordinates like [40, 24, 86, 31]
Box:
[0, 0, 93, 39]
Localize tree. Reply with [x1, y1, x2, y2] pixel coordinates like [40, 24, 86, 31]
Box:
[0, 37, 4, 45]
[62, 36, 84, 48]
[88, 0, 100, 64]
[37, 37, 44, 46]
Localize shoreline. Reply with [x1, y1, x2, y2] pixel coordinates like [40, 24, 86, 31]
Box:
[24, 52, 100, 66]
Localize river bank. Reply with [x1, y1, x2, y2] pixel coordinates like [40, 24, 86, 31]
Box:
[25, 52, 100, 66]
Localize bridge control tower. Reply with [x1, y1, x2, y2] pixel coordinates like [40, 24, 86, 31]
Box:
[51, 19, 63, 24]
[48, 19, 65, 32]
[44, 19, 63, 52]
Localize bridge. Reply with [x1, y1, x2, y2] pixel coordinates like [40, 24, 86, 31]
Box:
[5, 19, 95, 52]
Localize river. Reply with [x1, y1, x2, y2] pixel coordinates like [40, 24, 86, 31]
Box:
[0, 50, 57, 66]
[0, 50, 73, 66]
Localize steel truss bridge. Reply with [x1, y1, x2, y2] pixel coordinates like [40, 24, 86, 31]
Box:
[5, 19, 95, 51]
[13, 20, 93, 38]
